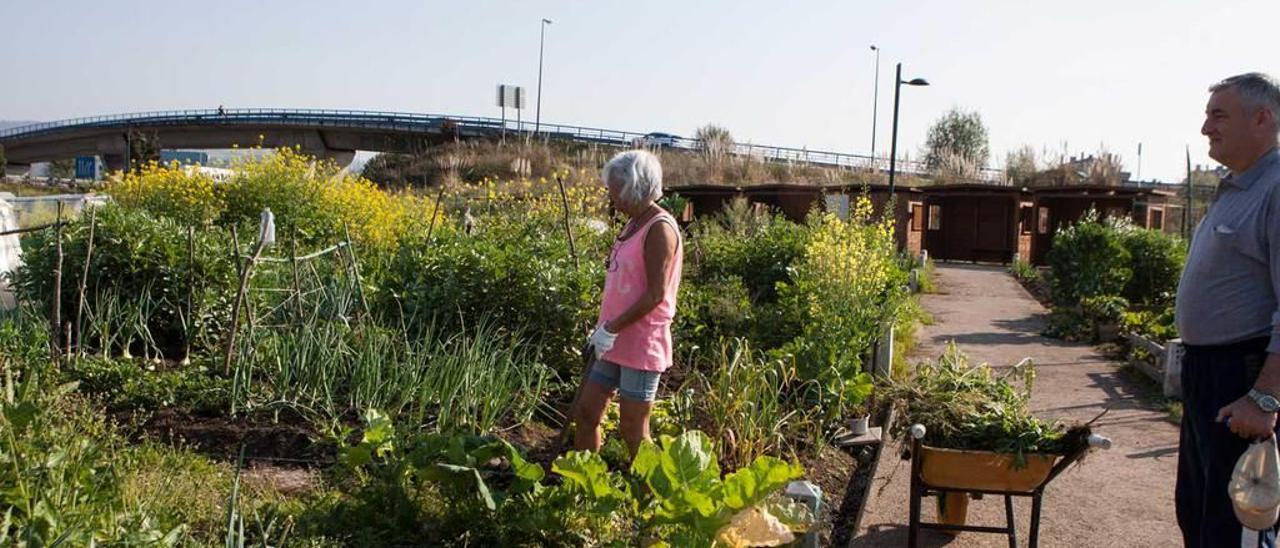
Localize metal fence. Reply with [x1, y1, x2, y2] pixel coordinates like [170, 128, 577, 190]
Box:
[0, 108, 1006, 181]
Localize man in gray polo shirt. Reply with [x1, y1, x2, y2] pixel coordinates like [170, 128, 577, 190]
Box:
[1175, 72, 1280, 547]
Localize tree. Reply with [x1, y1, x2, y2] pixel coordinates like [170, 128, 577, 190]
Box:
[695, 124, 734, 162]
[0, 144, 6, 178]
[1005, 145, 1037, 185]
[127, 128, 161, 171]
[923, 108, 990, 173]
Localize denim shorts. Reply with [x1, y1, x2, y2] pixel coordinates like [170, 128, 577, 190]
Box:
[587, 358, 662, 402]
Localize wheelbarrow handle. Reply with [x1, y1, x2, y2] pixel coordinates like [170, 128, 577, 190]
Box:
[1087, 434, 1112, 450]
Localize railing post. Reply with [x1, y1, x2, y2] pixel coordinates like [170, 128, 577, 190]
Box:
[1164, 338, 1184, 399]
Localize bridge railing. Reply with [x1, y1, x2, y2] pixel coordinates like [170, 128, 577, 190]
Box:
[0, 108, 1005, 181]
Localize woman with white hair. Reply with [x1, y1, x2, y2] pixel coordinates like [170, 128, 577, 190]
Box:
[573, 149, 683, 456]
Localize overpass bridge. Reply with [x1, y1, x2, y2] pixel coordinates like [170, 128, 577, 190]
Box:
[0, 108, 1003, 180]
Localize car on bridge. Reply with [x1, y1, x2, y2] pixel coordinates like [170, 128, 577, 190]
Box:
[631, 132, 682, 149]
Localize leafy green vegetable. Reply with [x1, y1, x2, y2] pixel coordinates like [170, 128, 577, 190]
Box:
[630, 431, 808, 545]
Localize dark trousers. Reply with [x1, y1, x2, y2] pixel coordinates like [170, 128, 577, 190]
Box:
[1177, 337, 1276, 548]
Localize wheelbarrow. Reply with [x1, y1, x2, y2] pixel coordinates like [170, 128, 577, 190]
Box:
[906, 423, 1112, 548]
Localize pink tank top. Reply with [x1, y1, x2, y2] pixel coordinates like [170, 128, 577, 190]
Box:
[598, 211, 683, 372]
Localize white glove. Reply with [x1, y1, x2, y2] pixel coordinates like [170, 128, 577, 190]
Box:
[589, 325, 619, 358]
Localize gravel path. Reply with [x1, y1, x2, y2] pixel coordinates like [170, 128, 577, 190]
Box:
[851, 264, 1181, 547]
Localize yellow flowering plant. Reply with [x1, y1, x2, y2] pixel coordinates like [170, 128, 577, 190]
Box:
[108, 160, 223, 226]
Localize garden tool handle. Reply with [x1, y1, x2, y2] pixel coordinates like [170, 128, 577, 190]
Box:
[1087, 434, 1112, 450]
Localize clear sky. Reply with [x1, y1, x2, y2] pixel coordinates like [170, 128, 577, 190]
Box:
[3, 0, 1277, 182]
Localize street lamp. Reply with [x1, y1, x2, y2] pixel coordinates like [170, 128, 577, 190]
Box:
[870, 45, 880, 162]
[535, 18, 553, 136]
[888, 62, 929, 195]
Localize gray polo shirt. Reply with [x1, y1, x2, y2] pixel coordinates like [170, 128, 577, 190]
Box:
[1175, 148, 1280, 352]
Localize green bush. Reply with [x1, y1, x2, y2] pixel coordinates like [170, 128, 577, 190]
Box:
[1045, 212, 1131, 306]
[677, 213, 810, 359]
[779, 209, 906, 380]
[1081, 294, 1129, 325]
[14, 204, 238, 358]
[674, 276, 754, 357]
[378, 219, 604, 375]
[1119, 228, 1186, 307]
[691, 215, 808, 303]
[1122, 308, 1178, 342]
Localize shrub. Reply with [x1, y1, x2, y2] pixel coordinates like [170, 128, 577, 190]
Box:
[781, 202, 905, 379]
[106, 148, 420, 253]
[1045, 211, 1131, 306]
[110, 160, 223, 225]
[217, 148, 412, 251]
[691, 214, 808, 303]
[378, 220, 604, 375]
[674, 276, 754, 358]
[1122, 308, 1178, 342]
[1119, 228, 1186, 308]
[1081, 294, 1129, 325]
[14, 204, 238, 358]
[1010, 258, 1039, 285]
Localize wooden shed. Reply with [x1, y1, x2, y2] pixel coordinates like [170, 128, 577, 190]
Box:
[1027, 186, 1177, 264]
[665, 183, 924, 255]
[920, 184, 1031, 264]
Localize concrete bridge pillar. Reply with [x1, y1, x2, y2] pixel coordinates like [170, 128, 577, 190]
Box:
[97, 133, 130, 174]
[102, 153, 128, 173]
[315, 149, 356, 168]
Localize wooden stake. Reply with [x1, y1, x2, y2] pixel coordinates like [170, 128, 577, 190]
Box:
[74, 205, 97, 358]
[222, 236, 264, 376]
[341, 224, 370, 316]
[51, 202, 64, 361]
[426, 184, 445, 240]
[229, 225, 244, 278]
[289, 235, 304, 322]
[555, 174, 579, 269]
[184, 225, 195, 362]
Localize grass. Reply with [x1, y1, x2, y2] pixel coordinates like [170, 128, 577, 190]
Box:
[683, 339, 809, 469]
[360, 138, 935, 188]
[891, 295, 929, 380]
[916, 258, 938, 294]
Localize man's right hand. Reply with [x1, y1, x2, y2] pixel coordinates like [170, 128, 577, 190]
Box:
[1219, 396, 1279, 439]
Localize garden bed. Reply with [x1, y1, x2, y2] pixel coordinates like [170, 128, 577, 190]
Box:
[1, 151, 921, 545]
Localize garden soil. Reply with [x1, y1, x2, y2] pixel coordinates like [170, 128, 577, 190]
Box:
[852, 264, 1180, 547]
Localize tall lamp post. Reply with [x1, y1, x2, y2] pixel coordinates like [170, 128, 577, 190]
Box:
[888, 62, 929, 195]
[535, 18, 553, 136]
[870, 45, 880, 162]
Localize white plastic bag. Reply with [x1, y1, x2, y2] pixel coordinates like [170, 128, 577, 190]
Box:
[1230, 436, 1280, 531]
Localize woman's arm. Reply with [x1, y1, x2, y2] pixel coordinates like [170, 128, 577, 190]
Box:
[603, 220, 677, 333]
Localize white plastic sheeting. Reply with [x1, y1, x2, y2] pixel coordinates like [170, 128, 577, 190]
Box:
[0, 194, 22, 310]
